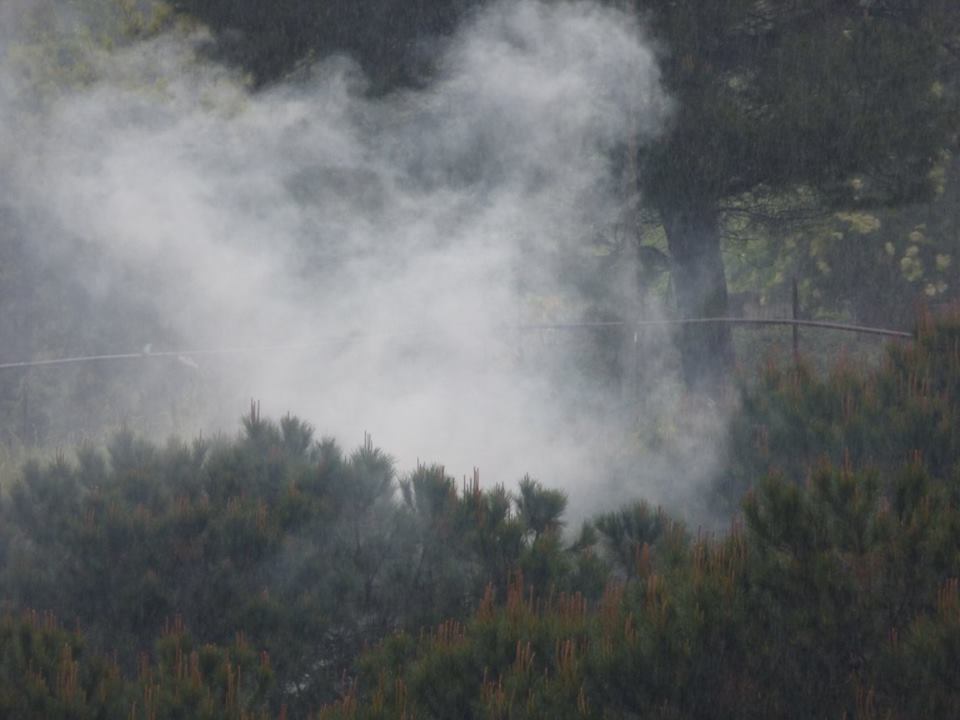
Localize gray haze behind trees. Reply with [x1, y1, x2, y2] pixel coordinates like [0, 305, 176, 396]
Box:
[0, 0, 729, 523]
[1, 0, 959, 524]
[162, 0, 960, 389]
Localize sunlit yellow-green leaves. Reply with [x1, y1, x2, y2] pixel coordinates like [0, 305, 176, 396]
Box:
[3, 0, 174, 100]
[901, 245, 925, 282]
[835, 212, 881, 235]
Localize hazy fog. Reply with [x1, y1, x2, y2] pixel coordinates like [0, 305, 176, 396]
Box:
[1, 0, 729, 521]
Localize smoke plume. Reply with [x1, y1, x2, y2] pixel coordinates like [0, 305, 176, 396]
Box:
[1, 0, 727, 521]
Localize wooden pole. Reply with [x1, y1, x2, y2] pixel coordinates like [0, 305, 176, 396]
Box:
[792, 278, 800, 365]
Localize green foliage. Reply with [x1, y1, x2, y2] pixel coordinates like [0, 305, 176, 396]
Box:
[515, 476, 566, 542]
[636, 0, 959, 386]
[4, 0, 175, 100]
[6, 4, 960, 713]
[3, 315, 960, 716]
[722, 307, 960, 503]
[0, 611, 273, 720]
[641, 0, 958, 210]
[1, 413, 397, 712]
[723, 158, 960, 332]
[321, 458, 960, 719]
[0, 410, 602, 714]
[304, 314, 960, 719]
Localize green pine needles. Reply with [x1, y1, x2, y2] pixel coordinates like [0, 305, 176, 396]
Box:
[1, 312, 960, 718]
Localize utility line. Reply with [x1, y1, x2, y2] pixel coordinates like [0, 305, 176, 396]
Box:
[519, 317, 914, 339]
[0, 340, 353, 371]
[0, 317, 913, 371]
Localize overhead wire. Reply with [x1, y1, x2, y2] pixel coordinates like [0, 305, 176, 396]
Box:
[0, 317, 913, 372]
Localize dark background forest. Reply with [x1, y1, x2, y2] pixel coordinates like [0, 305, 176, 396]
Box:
[1, 0, 960, 717]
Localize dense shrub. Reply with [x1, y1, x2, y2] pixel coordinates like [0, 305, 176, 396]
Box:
[319, 463, 960, 719]
[3, 315, 960, 718]
[0, 610, 273, 720]
[311, 313, 960, 719]
[719, 307, 960, 507]
[0, 403, 597, 713]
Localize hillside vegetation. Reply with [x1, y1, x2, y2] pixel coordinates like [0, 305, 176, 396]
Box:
[3, 1, 960, 717]
[0, 312, 958, 718]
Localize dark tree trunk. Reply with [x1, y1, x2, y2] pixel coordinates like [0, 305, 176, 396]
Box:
[660, 201, 735, 393]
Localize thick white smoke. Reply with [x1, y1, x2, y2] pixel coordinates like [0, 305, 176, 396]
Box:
[2, 0, 727, 521]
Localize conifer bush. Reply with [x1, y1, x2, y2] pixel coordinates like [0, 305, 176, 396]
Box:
[317, 461, 960, 719]
[0, 611, 275, 720]
[2, 314, 959, 717]
[0, 405, 602, 713]
[313, 314, 960, 719]
[721, 307, 960, 504]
